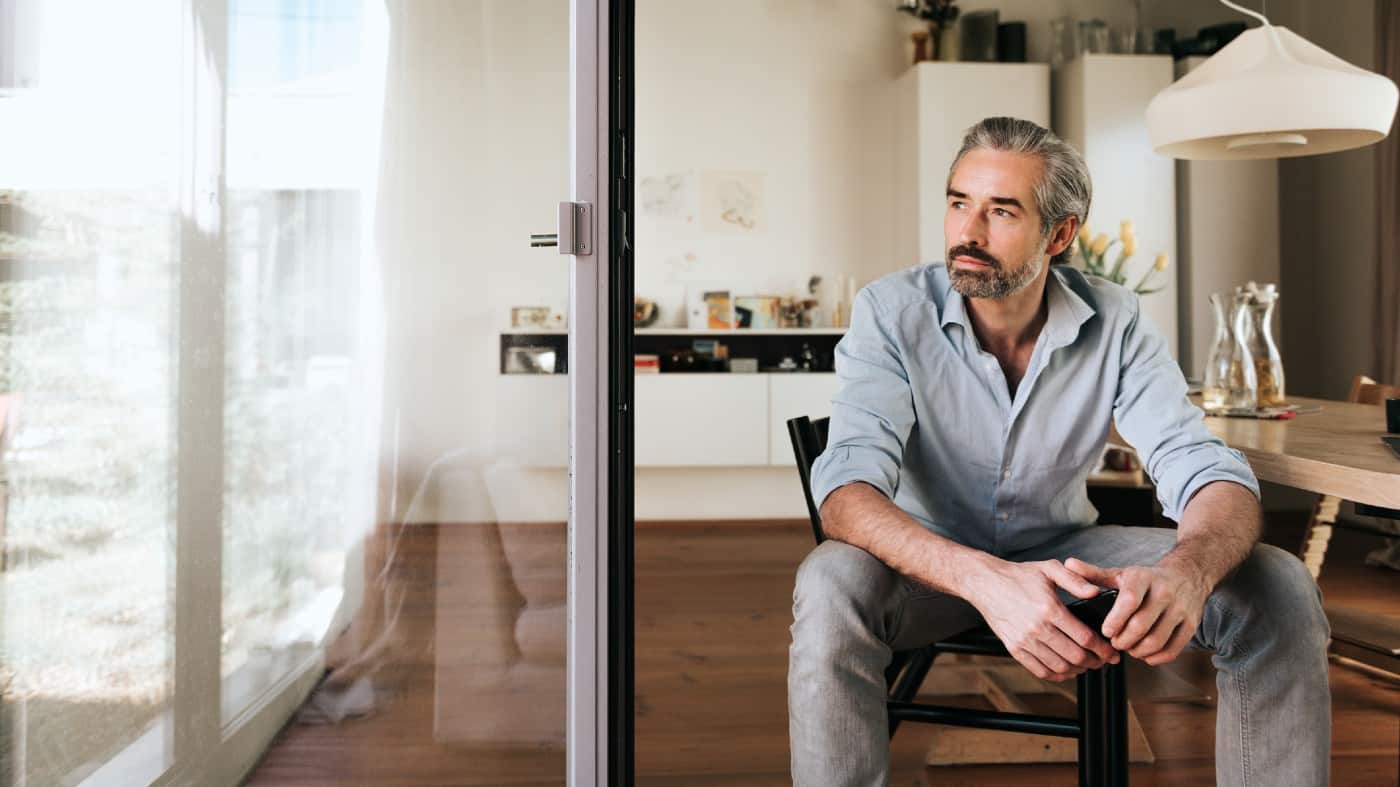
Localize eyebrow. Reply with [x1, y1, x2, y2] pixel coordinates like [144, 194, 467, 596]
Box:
[946, 189, 1025, 211]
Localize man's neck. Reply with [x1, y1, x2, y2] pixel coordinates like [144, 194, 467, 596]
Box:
[964, 269, 1051, 358]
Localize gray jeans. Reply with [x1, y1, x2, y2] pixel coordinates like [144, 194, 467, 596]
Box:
[787, 525, 1332, 786]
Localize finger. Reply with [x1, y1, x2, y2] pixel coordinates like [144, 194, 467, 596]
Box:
[1028, 639, 1074, 677]
[1144, 621, 1195, 667]
[1100, 582, 1147, 640]
[1042, 626, 1103, 671]
[1050, 604, 1118, 664]
[1064, 557, 1120, 587]
[1112, 593, 1168, 652]
[1013, 648, 1058, 682]
[1044, 561, 1102, 600]
[1128, 610, 1182, 660]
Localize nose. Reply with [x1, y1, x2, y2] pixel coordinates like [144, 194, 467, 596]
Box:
[956, 209, 988, 248]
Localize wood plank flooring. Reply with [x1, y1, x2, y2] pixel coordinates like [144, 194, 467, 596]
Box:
[245, 516, 1400, 786]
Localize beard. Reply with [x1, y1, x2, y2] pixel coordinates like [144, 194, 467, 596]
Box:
[946, 241, 1046, 299]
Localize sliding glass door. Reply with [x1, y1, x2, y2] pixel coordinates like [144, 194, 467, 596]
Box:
[0, 1, 617, 784]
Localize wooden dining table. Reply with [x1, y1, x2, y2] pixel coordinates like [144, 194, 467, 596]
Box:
[1194, 394, 1400, 673]
[1197, 395, 1400, 509]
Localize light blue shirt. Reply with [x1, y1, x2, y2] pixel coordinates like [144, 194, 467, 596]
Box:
[809, 262, 1259, 556]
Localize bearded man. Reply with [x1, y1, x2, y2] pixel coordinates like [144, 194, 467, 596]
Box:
[787, 116, 1330, 787]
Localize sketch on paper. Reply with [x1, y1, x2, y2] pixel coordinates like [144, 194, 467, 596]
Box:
[639, 173, 691, 218]
[701, 171, 765, 232]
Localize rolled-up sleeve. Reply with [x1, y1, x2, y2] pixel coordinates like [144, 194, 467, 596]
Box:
[809, 287, 917, 509]
[1112, 298, 1260, 522]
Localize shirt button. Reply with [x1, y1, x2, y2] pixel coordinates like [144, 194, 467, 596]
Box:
[1002, 469, 1011, 481]
[998, 511, 1009, 521]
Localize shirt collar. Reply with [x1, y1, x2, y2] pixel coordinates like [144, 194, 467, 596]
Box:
[938, 263, 1096, 349]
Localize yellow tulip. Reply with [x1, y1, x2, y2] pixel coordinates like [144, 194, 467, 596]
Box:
[1079, 225, 1091, 245]
[1154, 253, 1169, 271]
[1091, 233, 1110, 257]
[1121, 234, 1137, 257]
[1119, 220, 1135, 242]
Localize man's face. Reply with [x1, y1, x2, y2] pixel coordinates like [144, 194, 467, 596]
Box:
[944, 148, 1050, 300]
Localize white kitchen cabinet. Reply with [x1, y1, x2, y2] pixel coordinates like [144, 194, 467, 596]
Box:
[894, 61, 1051, 269]
[768, 373, 842, 466]
[1054, 54, 1179, 360]
[634, 374, 770, 466]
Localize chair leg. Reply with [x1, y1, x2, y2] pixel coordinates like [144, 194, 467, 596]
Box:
[1078, 669, 1107, 787]
[1105, 661, 1129, 786]
[887, 646, 937, 738]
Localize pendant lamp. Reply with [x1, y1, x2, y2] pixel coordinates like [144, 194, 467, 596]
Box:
[1146, 0, 1399, 160]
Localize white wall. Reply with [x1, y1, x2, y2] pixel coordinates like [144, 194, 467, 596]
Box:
[635, 0, 905, 326]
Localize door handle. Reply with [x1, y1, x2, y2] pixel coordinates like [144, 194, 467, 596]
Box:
[529, 202, 592, 254]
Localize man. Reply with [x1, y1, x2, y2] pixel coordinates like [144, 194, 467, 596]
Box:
[788, 117, 1330, 786]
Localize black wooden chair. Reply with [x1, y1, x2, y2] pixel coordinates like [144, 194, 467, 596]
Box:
[787, 415, 1129, 787]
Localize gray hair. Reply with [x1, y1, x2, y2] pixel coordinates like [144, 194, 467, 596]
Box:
[947, 117, 1092, 265]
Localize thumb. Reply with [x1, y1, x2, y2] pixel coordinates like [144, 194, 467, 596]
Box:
[1065, 557, 1120, 588]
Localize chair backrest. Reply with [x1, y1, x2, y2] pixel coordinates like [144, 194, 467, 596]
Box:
[1350, 374, 1400, 405]
[786, 415, 831, 546]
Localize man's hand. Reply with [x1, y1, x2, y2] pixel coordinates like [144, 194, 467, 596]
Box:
[966, 559, 1120, 682]
[1064, 557, 1212, 666]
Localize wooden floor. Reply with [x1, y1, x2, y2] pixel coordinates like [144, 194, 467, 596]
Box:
[245, 515, 1400, 786]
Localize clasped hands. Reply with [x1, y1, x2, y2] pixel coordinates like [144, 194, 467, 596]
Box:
[966, 555, 1212, 682]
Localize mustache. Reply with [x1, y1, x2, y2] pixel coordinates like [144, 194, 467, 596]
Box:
[948, 245, 1002, 269]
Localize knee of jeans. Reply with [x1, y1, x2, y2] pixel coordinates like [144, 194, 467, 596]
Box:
[1239, 543, 1331, 648]
[792, 540, 887, 630]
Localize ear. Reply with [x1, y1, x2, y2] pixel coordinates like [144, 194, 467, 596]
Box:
[1045, 215, 1080, 260]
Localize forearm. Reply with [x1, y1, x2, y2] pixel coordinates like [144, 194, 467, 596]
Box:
[1157, 480, 1262, 590]
[819, 481, 996, 600]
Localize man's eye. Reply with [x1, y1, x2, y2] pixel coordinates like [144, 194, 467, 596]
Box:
[993, 208, 1012, 217]
[951, 201, 965, 209]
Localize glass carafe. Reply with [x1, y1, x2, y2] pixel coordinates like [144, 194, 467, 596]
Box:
[1246, 284, 1286, 408]
[1229, 290, 1260, 410]
[1202, 292, 1257, 412]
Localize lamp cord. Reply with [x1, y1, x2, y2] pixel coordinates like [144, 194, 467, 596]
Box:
[1218, 0, 1290, 60]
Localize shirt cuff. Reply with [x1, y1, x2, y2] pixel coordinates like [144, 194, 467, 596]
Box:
[809, 444, 899, 511]
[1163, 448, 1261, 522]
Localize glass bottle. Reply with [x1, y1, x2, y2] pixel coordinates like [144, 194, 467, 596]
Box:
[1247, 284, 1286, 408]
[1228, 290, 1260, 410]
[1201, 293, 1232, 412]
[1203, 291, 1257, 412]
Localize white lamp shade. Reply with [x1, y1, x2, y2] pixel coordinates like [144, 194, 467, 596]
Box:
[1147, 26, 1399, 160]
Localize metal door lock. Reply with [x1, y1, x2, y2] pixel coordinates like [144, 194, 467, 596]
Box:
[530, 201, 592, 255]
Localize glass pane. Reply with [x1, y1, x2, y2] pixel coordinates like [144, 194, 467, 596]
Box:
[232, 2, 572, 783]
[220, 0, 384, 723]
[0, 1, 183, 784]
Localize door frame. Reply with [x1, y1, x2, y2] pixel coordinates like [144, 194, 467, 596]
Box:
[567, 0, 634, 784]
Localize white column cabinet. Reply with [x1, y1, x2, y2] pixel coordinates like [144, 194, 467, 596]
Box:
[894, 62, 1051, 269]
[1054, 54, 1179, 360]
